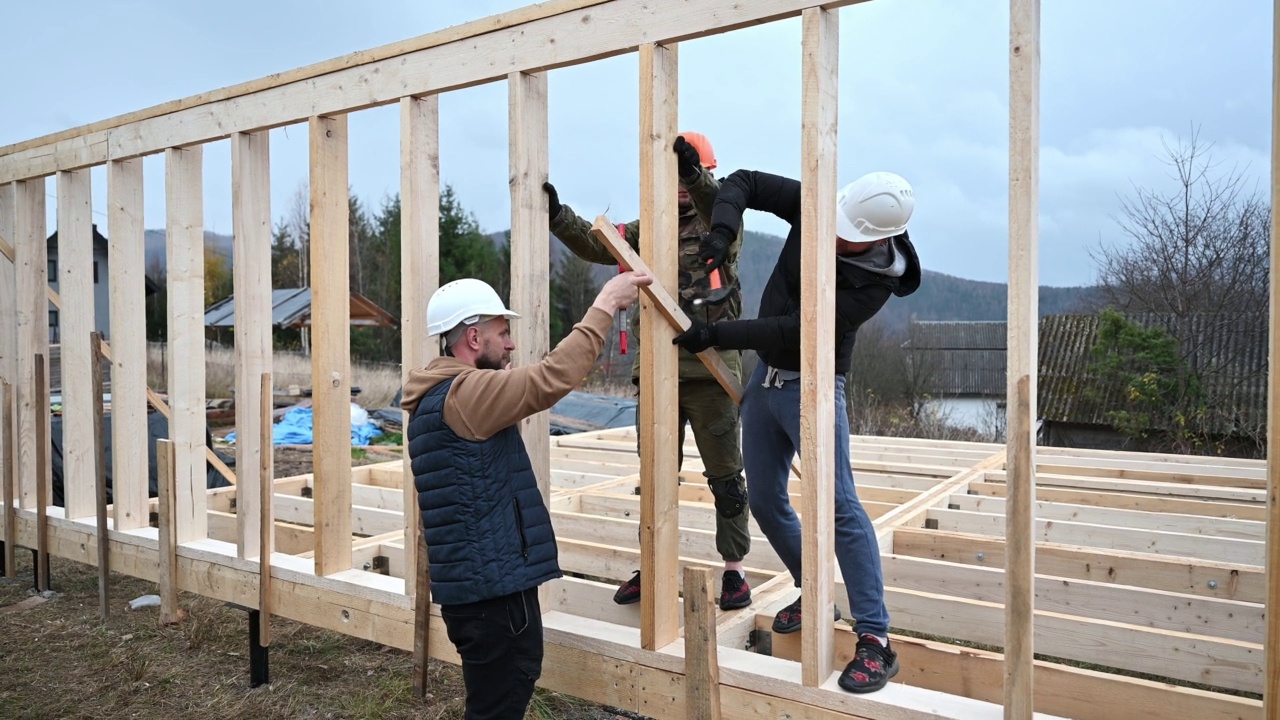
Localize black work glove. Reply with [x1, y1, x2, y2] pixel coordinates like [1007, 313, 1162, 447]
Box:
[673, 318, 719, 354]
[542, 181, 562, 222]
[673, 135, 702, 181]
[699, 225, 733, 273]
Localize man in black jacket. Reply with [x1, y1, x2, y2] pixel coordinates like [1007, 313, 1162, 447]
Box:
[673, 169, 919, 694]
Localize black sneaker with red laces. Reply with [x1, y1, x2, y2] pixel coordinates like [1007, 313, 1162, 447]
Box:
[613, 570, 641, 605]
[837, 634, 899, 693]
[770, 596, 842, 634]
[718, 571, 752, 610]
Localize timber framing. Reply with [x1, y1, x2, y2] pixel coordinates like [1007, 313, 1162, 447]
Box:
[0, 1, 1275, 718]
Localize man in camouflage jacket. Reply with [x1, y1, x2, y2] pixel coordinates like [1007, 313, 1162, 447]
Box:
[542, 134, 752, 610]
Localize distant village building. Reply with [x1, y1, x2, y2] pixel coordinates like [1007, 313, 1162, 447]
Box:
[903, 320, 1007, 431]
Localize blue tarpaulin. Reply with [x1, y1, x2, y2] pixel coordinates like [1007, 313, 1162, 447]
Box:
[227, 406, 382, 446]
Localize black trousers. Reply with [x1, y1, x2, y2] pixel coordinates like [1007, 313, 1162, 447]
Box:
[441, 587, 544, 720]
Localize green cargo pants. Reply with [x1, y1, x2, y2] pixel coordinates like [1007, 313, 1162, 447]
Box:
[636, 378, 751, 563]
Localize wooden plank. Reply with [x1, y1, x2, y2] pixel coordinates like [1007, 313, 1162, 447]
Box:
[400, 93, 439, 602]
[0, 184, 14, 403]
[587, 219, 745, 403]
[165, 146, 207, 543]
[682, 566, 721, 720]
[637, 41, 680, 652]
[799, 5, 838, 688]
[881, 553, 1264, 643]
[309, 114, 352, 576]
[92, 333, 110, 619]
[259, 373, 273, 646]
[156, 439, 181, 624]
[232, 131, 272, 560]
[891, 529, 1267, 604]
[1006, 0, 1042, 713]
[15, 180, 47, 511]
[56, 169, 96, 520]
[949, 494, 1264, 541]
[873, 451, 1006, 539]
[764, 620, 1263, 720]
[0, 0, 609, 159]
[106, 158, 148, 530]
[1267, 0, 1280, 714]
[34, 355, 49, 591]
[883, 587, 1262, 694]
[967, 480, 1267, 522]
[926, 507, 1264, 566]
[1, 380, 14, 577]
[508, 72, 551, 539]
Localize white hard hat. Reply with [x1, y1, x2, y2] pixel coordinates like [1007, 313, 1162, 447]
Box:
[426, 278, 519, 337]
[835, 172, 915, 242]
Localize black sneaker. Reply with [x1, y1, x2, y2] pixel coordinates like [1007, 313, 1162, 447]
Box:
[613, 571, 641, 605]
[837, 634, 899, 693]
[771, 596, 842, 634]
[719, 571, 752, 610]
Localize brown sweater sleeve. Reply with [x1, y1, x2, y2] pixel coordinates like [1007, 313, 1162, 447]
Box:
[443, 307, 614, 441]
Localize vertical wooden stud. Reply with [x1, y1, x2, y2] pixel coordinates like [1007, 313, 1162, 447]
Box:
[1006, 0, 1041, 716]
[638, 41, 681, 651]
[309, 114, 352, 576]
[92, 333, 110, 619]
[683, 566, 722, 720]
[34, 355, 49, 592]
[165, 146, 208, 543]
[259, 372, 274, 646]
[15, 180, 47, 511]
[233, 130, 273, 560]
[1, 380, 14, 578]
[1263, 0, 1280, 716]
[57, 169, 96, 520]
[107, 158, 148, 531]
[156, 438, 180, 624]
[799, 6, 839, 687]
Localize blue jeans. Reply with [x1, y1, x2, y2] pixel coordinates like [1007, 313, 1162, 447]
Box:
[741, 362, 890, 636]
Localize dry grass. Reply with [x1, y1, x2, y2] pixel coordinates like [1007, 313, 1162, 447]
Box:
[147, 344, 403, 410]
[0, 554, 631, 720]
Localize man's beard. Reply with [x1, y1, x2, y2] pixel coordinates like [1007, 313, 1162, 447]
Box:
[475, 352, 506, 371]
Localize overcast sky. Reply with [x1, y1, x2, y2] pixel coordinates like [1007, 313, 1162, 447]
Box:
[1, 0, 1272, 287]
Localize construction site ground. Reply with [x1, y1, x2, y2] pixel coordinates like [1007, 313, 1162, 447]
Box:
[0, 446, 639, 720]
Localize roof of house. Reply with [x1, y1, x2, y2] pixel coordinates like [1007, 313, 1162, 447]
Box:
[905, 321, 1007, 397]
[203, 288, 398, 329]
[1038, 313, 1267, 434]
[47, 225, 110, 255]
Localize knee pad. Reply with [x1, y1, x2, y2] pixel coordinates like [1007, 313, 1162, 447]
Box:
[709, 475, 748, 519]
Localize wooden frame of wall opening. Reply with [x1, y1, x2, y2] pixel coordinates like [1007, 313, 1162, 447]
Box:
[0, 1, 1275, 718]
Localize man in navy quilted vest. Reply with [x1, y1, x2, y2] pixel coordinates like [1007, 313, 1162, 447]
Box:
[402, 270, 649, 720]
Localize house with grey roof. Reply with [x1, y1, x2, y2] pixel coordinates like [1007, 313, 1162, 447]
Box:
[903, 320, 1007, 431]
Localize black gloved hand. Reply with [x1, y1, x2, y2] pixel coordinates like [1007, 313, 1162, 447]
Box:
[699, 225, 733, 273]
[543, 181, 562, 221]
[673, 135, 702, 181]
[673, 318, 719, 354]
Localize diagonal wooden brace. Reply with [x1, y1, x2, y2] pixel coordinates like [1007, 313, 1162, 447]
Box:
[588, 217, 744, 402]
[589, 217, 803, 479]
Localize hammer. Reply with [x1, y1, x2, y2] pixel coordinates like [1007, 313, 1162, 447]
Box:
[692, 267, 733, 309]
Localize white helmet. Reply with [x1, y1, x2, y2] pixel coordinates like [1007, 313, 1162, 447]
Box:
[835, 172, 915, 242]
[426, 278, 520, 337]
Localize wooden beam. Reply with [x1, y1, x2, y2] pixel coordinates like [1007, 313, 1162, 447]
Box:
[309, 114, 352, 576]
[637, 41, 680, 652]
[14, 180, 47, 511]
[33, 357, 49, 591]
[92, 333, 110, 620]
[683, 566, 722, 720]
[0, 0, 609, 159]
[1266, 0, 1280, 715]
[587, 220, 744, 403]
[891, 528, 1267, 604]
[106, 158, 148, 530]
[400, 93, 439, 603]
[967, 480, 1267, 521]
[0, 184, 14, 407]
[165, 146, 208, 543]
[156, 439, 181, 624]
[57, 169, 96, 520]
[1007, 0, 1042, 713]
[764, 620, 1263, 720]
[798, 5, 839, 688]
[508, 69, 551, 517]
[259, 373, 273, 646]
[1, 380, 14, 578]
[232, 131, 272, 560]
[873, 451, 1005, 539]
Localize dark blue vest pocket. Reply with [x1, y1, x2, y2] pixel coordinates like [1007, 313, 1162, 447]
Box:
[513, 498, 529, 559]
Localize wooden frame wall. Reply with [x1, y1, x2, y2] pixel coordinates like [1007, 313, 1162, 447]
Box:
[0, 1, 1275, 718]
